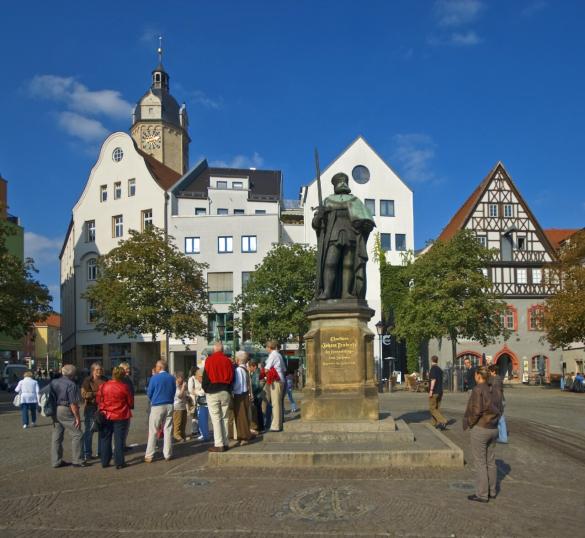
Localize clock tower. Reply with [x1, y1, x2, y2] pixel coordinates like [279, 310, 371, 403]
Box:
[131, 40, 190, 175]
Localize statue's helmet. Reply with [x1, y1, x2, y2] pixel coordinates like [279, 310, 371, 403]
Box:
[331, 172, 350, 193]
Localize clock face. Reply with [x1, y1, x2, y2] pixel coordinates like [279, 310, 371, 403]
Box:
[141, 126, 161, 150]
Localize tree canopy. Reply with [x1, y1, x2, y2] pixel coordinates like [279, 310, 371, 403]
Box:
[391, 230, 508, 364]
[0, 220, 52, 338]
[544, 230, 585, 348]
[231, 243, 316, 344]
[83, 227, 211, 344]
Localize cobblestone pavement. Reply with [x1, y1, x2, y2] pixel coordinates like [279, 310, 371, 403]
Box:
[0, 385, 583, 537]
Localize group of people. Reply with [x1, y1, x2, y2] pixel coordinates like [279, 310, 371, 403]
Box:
[428, 355, 506, 503]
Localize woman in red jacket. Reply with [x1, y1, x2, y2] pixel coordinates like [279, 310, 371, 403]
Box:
[97, 366, 134, 469]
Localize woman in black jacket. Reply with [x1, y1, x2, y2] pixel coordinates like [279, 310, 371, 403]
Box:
[463, 366, 502, 503]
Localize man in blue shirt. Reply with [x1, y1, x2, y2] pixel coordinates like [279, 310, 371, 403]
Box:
[145, 360, 176, 462]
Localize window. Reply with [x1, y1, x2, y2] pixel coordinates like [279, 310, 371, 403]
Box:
[100, 185, 107, 202]
[380, 233, 391, 252]
[477, 235, 487, 248]
[352, 165, 370, 184]
[217, 208, 228, 215]
[217, 180, 227, 189]
[128, 179, 136, 197]
[232, 181, 243, 190]
[242, 271, 253, 290]
[234, 209, 245, 215]
[207, 272, 233, 304]
[365, 199, 375, 216]
[112, 147, 124, 162]
[241, 235, 257, 253]
[85, 220, 95, 242]
[528, 305, 545, 331]
[81, 344, 103, 358]
[88, 301, 97, 323]
[195, 208, 207, 215]
[517, 237, 526, 250]
[380, 200, 395, 217]
[500, 307, 516, 330]
[532, 268, 542, 284]
[489, 204, 498, 217]
[87, 258, 97, 281]
[218, 236, 233, 253]
[255, 209, 266, 215]
[207, 312, 234, 343]
[114, 182, 122, 200]
[112, 215, 123, 238]
[504, 204, 513, 218]
[185, 237, 200, 254]
[395, 234, 406, 251]
[142, 209, 153, 230]
[517, 268, 528, 284]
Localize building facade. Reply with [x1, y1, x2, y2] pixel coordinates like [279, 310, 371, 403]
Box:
[428, 162, 578, 382]
[23, 313, 62, 372]
[300, 137, 414, 343]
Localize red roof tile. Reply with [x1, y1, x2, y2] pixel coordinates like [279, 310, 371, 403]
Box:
[135, 148, 181, 191]
[544, 229, 580, 250]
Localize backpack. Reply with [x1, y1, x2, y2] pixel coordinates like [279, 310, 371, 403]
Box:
[39, 382, 57, 418]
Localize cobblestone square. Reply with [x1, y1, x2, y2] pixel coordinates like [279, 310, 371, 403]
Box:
[0, 386, 583, 537]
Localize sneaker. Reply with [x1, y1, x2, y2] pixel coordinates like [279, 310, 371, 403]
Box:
[23, 424, 28, 429]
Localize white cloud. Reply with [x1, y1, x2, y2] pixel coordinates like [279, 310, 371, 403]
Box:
[174, 83, 223, 110]
[450, 30, 482, 46]
[58, 111, 108, 142]
[521, 1, 547, 17]
[210, 152, 264, 169]
[434, 0, 484, 27]
[29, 75, 132, 119]
[24, 232, 63, 265]
[391, 134, 437, 183]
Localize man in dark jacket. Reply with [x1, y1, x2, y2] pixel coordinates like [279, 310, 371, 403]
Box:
[203, 342, 234, 452]
[429, 356, 448, 430]
[464, 358, 476, 391]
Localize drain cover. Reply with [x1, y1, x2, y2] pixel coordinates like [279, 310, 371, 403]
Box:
[185, 479, 211, 488]
[449, 482, 475, 492]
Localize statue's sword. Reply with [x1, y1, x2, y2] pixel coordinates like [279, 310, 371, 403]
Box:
[314, 148, 325, 297]
[315, 147, 323, 209]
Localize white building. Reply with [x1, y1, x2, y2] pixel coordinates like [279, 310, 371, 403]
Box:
[300, 136, 414, 338]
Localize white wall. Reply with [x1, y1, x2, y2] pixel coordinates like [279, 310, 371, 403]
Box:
[301, 137, 414, 335]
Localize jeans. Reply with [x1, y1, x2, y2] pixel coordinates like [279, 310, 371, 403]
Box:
[286, 387, 297, 411]
[498, 415, 508, 443]
[21, 403, 37, 426]
[83, 405, 100, 458]
[197, 405, 210, 440]
[100, 419, 128, 467]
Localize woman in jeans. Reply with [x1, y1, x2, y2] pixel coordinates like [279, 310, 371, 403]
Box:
[81, 362, 106, 460]
[463, 366, 502, 503]
[97, 366, 133, 469]
[14, 371, 39, 428]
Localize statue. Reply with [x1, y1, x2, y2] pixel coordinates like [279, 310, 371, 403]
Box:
[313, 172, 375, 300]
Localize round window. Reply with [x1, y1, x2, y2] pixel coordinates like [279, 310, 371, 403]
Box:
[352, 165, 370, 184]
[112, 147, 124, 162]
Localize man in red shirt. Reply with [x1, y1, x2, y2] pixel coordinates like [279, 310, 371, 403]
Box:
[202, 341, 234, 452]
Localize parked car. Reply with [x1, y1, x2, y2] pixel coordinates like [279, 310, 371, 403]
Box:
[1, 364, 28, 391]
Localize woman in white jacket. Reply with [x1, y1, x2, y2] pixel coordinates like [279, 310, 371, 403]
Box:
[187, 366, 209, 441]
[15, 371, 40, 428]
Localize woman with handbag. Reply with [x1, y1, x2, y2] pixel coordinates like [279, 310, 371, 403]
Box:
[96, 366, 133, 469]
[14, 371, 39, 428]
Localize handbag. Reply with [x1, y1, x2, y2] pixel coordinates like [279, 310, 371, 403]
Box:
[91, 410, 107, 432]
[13, 393, 21, 407]
[196, 395, 207, 406]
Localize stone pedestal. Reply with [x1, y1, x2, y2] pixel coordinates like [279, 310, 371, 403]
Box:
[302, 299, 379, 422]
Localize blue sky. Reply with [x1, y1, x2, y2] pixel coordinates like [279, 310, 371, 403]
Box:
[2, 0, 584, 310]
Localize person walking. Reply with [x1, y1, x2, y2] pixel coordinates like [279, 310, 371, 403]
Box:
[15, 371, 40, 429]
[145, 360, 176, 463]
[51, 364, 86, 468]
[285, 373, 298, 413]
[464, 366, 502, 503]
[265, 340, 286, 432]
[96, 366, 133, 469]
[173, 372, 189, 442]
[233, 351, 252, 446]
[119, 362, 134, 450]
[202, 341, 234, 453]
[81, 362, 106, 460]
[429, 356, 448, 430]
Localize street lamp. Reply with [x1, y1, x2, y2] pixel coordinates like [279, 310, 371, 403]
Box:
[375, 320, 384, 393]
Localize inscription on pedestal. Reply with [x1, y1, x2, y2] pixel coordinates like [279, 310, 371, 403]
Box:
[321, 333, 357, 368]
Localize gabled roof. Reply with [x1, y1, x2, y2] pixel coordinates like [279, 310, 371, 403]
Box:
[59, 218, 74, 260]
[171, 160, 282, 201]
[35, 313, 61, 328]
[437, 162, 558, 258]
[135, 147, 181, 191]
[544, 229, 581, 250]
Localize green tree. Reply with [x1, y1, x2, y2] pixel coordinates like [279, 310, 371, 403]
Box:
[231, 243, 316, 345]
[0, 220, 52, 338]
[392, 230, 508, 365]
[83, 227, 211, 351]
[544, 230, 585, 348]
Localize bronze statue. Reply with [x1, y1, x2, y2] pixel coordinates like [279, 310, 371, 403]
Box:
[313, 172, 375, 300]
